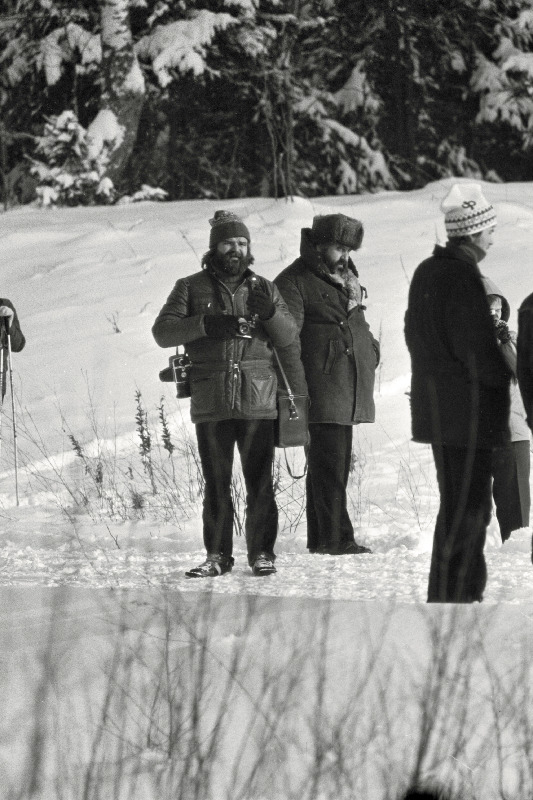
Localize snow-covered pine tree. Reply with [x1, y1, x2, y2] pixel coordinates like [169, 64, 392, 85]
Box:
[472, 0, 533, 179]
[4, 0, 533, 202]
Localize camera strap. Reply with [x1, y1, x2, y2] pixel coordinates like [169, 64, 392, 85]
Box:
[206, 270, 228, 312]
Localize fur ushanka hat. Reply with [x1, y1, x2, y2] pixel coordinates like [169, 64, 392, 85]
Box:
[311, 213, 364, 251]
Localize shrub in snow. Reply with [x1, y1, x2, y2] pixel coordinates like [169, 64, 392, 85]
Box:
[30, 111, 168, 206]
[31, 111, 117, 206]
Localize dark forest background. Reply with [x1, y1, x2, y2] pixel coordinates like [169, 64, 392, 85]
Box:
[2, 0, 533, 206]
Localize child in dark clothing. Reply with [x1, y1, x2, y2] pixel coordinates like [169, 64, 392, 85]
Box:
[484, 282, 531, 540]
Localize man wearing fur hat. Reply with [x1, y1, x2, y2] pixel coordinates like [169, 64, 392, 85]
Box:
[275, 213, 379, 556]
[405, 184, 512, 603]
[152, 211, 297, 578]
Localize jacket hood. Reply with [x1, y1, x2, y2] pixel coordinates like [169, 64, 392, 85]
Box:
[481, 275, 510, 322]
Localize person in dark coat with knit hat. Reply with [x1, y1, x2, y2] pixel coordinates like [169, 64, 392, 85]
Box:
[152, 211, 297, 578]
[482, 277, 530, 541]
[275, 213, 379, 556]
[405, 184, 512, 603]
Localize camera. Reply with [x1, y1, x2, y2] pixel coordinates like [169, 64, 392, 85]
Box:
[493, 318, 511, 344]
[159, 352, 192, 397]
[171, 353, 192, 398]
[236, 316, 255, 339]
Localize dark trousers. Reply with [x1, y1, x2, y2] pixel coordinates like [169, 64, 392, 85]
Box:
[491, 440, 531, 541]
[196, 419, 278, 565]
[428, 444, 493, 603]
[306, 423, 355, 553]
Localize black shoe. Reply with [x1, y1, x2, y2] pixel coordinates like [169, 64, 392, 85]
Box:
[252, 553, 277, 576]
[185, 554, 233, 578]
[342, 542, 372, 555]
[323, 543, 373, 555]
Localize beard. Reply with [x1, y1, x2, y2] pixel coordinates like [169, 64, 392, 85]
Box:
[324, 253, 348, 273]
[212, 249, 253, 277]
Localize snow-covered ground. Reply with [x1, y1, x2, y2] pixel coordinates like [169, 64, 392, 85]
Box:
[1, 179, 532, 600]
[3, 180, 533, 799]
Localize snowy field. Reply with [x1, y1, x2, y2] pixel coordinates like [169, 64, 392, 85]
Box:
[2, 179, 533, 798]
[1, 178, 532, 600]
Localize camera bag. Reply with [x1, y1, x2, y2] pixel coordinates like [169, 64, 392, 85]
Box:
[272, 347, 310, 448]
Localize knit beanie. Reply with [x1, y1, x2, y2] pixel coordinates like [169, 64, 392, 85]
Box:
[209, 210, 250, 248]
[311, 213, 364, 251]
[441, 184, 496, 238]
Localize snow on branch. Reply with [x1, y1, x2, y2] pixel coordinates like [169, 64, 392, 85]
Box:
[517, 9, 533, 31]
[332, 64, 381, 115]
[135, 10, 240, 86]
[223, 0, 257, 12]
[502, 52, 533, 80]
[471, 52, 506, 93]
[473, 46, 533, 134]
[323, 119, 394, 191]
[39, 22, 102, 86]
[87, 109, 125, 160]
[101, 0, 133, 51]
[1, 38, 30, 86]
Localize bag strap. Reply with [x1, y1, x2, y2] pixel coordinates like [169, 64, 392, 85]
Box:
[272, 346, 293, 396]
[272, 345, 308, 476]
[283, 447, 308, 479]
[272, 346, 301, 422]
[206, 270, 227, 312]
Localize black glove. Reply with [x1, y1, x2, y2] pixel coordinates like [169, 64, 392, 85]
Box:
[247, 288, 275, 320]
[204, 314, 240, 339]
[494, 319, 512, 344]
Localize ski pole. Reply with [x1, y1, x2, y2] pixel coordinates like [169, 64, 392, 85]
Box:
[5, 323, 19, 506]
[0, 344, 4, 463]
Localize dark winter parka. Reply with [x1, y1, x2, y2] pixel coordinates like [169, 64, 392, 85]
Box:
[0, 299, 24, 353]
[0, 299, 25, 397]
[518, 291, 533, 430]
[152, 267, 297, 423]
[274, 229, 379, 425]
[404, 242, 512, 449]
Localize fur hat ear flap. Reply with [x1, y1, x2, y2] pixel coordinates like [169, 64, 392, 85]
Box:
[441, 184, 496, 237]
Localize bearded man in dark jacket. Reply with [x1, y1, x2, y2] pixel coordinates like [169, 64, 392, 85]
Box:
[152, 211, 297, 578]
[275, 214, 379, 556]
[405, 184, 512, 603]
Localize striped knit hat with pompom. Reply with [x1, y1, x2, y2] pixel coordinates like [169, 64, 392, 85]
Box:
[441, 184, 496, 238]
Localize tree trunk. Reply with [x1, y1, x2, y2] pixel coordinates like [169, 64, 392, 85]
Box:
[88, 0, 145, 188]
[386, 2, 417, 163]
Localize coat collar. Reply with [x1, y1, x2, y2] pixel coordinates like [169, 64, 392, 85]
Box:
[433, 241, 486, 266]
